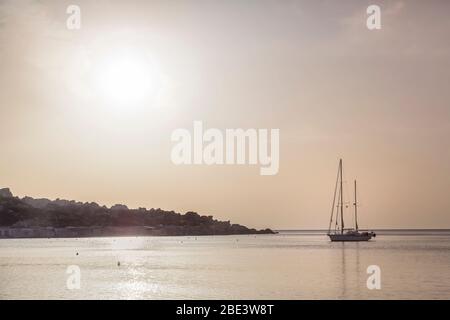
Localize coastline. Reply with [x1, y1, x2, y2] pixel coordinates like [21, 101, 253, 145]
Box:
[0, 225, 276, 239]
[0, 188, 275, 239]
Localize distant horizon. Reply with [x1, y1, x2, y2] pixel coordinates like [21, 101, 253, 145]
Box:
[276, 228, 450, 232]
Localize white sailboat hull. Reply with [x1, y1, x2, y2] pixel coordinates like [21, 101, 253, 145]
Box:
[328, 232, 375, 242]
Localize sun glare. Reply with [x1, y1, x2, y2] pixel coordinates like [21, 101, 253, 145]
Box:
[96, 54, 159, 106]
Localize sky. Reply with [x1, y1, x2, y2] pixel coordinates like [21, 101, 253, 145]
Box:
[1, 0, 450, 229]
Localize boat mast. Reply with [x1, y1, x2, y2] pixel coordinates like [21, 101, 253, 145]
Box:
[339, 159, 344, 234]
[328, 161, 340, 234]
[354, 180, 359, 231]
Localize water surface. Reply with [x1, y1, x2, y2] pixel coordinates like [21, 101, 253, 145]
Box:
[1, 231, 449, 299]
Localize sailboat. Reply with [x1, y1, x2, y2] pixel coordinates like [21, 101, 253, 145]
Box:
[327, 159, 376, 242]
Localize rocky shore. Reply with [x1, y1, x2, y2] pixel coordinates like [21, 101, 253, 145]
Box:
[0, 188, 275, 238]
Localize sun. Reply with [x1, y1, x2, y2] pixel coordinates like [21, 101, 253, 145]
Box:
[95, 53, 160, 106]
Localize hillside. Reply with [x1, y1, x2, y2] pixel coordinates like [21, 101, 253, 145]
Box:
[0, 188, 274, 237]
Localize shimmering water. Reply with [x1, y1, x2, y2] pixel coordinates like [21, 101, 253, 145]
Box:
[1, 231, 450, 299]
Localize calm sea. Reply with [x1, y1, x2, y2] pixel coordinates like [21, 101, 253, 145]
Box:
[1, 230, 450, 299]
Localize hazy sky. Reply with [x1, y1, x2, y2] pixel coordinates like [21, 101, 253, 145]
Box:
[1, 0, 450, 229]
